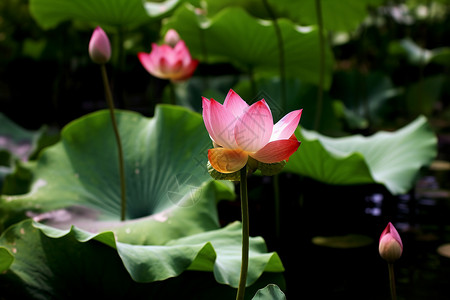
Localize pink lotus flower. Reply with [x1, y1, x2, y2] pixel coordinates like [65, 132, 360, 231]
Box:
[138, 40, 198, 82]
[379, 222, 403, 263]
[89, 26, 111, 64]
[203, 89, 302, 173]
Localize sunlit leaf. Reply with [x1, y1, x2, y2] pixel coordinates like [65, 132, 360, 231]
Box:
[0, 106, 229, 240]
[29, 0, 181, 29]
[252, 284, 286, 300]
[278, 0, 384, 31]
[0, 105, 284, 297]
[0, 220, 284, 299]
[285, 116, 437, 195]
[164, 5, 334, 88]
[202, 0, 384, 31]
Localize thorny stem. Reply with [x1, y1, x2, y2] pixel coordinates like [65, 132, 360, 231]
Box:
[314, 0, 325, 131]
[236, 165, 249, 300]
[101, 64, 127, 221]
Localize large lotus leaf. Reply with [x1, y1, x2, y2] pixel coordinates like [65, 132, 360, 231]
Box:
[285, 116, 437, 195]
[271, 0, 384, 32]
[168, 221, 283, 286]
[0, 220, 284, 298]
[252, 284, 286, 300]
[0, 113, 43, 162]
[163, 5, 334, 89]
[0, 105, 284, 294]
[0, 105, 234, 242]
[202, 0, 384, 32]
[29, 0, 181, 29]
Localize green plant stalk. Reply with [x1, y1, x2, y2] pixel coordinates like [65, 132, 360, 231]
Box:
[101, 64, 127, 221]
[388, 263, 397, 300]
[273, 174, 281, 238]
[236, 165, 249, 300]
[113, 26, 126, 108]
[248, 66, 257, 97]
[262, 0, 286, 110]
[261, 0, 285, 241]
[169, 81, 176, 105]
[314, 0, 325, 131]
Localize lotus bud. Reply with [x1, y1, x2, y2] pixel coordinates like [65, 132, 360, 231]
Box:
[379, 222, 403, 263]
[89, 26, 111, 64]
[164, 29, 180, 47]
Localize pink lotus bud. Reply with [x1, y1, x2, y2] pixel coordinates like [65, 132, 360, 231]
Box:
[138, 40, 198, 82]
[379, 222, 403, 263]
[164, 29, 180, 47]
[89, 26, 111, 64]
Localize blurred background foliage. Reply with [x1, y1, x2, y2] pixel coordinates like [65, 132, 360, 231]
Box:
[0, 0, 448, 134]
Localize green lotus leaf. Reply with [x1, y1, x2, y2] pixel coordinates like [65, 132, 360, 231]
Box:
[0, 220, 284, 299]
[164, 5, 334, 89]
[285, 116, 437, 195]
[252, 284, 286, 300]
[271, 0, 384, 32]
[0, 105, 284, 295]
[29, 0, 182, 29]
[202, 0, 384, 32]
[0, 247, 14, 272]
[168, 221, 284, 287]
[0, 106, 232, 239]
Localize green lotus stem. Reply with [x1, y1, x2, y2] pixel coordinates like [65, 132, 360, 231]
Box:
[314, 0, 325, 131]
[113, 26, 126, 108]
[262, 0, 284, 240]
[262, 0, 286, 110]
[169, 81, 176, 105]
[101, 64, 127, 221]
[236, 164, 249, 300]
[273, 174, 281, 238]
[248, 66, 257, 96]
[388, 263, 397, 300]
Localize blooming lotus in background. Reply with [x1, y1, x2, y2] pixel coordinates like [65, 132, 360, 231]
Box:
[379, 222, 403, 263]
[138, 33, 198, 82]
[203, 89, 302, 174]
[88, 26, 111, 64]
